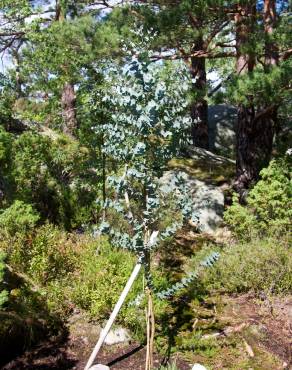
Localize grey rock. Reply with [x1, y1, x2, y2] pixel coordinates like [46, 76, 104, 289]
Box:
[208, 104, 237, 158]
[89, 365, 110, 370]
[161, 171, 225, 234]
[193, 179, 224, 233]
[68, 312, 101, 347]
[186, 145, 235, 166]
[104, 327, 131, 345]
[191, 364, 207, 370]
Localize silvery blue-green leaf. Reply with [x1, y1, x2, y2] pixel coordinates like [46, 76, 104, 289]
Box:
[133, 142, 146, 155]
[99, 221, 111, 233]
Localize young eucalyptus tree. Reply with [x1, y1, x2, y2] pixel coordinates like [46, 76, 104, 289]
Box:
[91, 35, 200, 369]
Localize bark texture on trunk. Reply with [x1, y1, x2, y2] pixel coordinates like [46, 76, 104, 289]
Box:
[190, 37, 209, 149]
[56, 1, 78, 137]
[264, 0, 278, 67]
[0, 175, 5, 203]
[12, 48, 23, 98]
[234, 1, 278, 195]
[234, 3, 262, 194]
[61, 82, 78, 137]
[236, 104, 275, 192]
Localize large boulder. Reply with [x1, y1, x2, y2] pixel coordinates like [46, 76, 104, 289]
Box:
[160, 170, 225, 234]
[208, 104, 237, 158]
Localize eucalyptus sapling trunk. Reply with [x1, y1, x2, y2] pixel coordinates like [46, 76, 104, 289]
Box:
[144, 226, 154, 370]
[102, 143, 106, 221]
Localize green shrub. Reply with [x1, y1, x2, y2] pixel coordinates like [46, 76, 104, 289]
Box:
[202, 238, 292, 294]
[0, 223, 87, 320]
[0, 200, 40, 236]
[0, 223, 146, 333]
[0, 251, 8, 309]
[224, 157, 292, 239]
[70, 237, 143, 318]
[8, 131, 99, 229]
[27, 224, 78, 284]
[0, 126, 12, 165]
[0, 221, 176, 340]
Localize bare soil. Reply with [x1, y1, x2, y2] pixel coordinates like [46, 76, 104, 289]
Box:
[2, 294, 291, 370]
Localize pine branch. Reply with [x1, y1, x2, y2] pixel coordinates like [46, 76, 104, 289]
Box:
[280, 48, 292, 61]
[206, 20, 230, 46]
[151, 50, 236, 61]
[0, 31, 25, 37]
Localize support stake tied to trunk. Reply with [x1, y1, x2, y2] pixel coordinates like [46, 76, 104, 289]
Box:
[84, 262, 142, 370]
[84, 231, 159, 370]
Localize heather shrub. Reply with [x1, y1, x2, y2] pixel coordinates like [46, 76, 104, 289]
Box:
[224, 157, 291, 240]
[0, 251, 8, 309]
[0, 200, 40, 236]
[197, 238, 292, 294]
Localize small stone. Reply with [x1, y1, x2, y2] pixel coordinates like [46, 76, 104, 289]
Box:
[192, 364, 207, 370]
[104, 327, 131, 345]
[89, 365, 110, 370]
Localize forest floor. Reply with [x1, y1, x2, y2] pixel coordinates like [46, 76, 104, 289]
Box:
[2, 149, 291, 370]
[2, 293, 291, 370]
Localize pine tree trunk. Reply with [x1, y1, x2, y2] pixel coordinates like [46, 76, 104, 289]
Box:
[264, 0, 278, 67]
[234, 2, 259, 194]
[0, 175, 5, 203]
[56, 2, 78, 137]
[235, 0, 279, 195]
[190, 37, 209, 149]
[12, 47, 23, 98]
[235, 104, 275, 193]
[61, 82, 78, 137]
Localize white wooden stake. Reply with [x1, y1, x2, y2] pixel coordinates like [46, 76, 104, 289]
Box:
[84, 262, 142, 370]
[84, 231, 158, 370]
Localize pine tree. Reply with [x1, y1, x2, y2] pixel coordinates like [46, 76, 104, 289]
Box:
[233, 0, 291, 194]
[0, 0, 120, 136]
[130, 0, 291, 192]
[127, 0, 234, 149]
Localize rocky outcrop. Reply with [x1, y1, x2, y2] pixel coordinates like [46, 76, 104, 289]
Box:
[161, 170, 225, 234]
[208, 104, 237, 158]
[163, 146, 235, 235]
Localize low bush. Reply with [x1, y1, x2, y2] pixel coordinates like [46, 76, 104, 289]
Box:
[0, 223, 148, 337]
[0, 200, 40, 236]
[0, 251, 8, 309]
[197, 238, 292, 295]
[156, 364, 180, 370]
[224, 157, 291, 240]
[27, 224, 78, 284]
[70, 237, 145, 333]
[0, 130, 100, 230]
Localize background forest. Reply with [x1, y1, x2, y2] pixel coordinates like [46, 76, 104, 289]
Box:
[0, 1, 291, 369]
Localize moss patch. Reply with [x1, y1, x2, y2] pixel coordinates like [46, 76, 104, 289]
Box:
[168, 157, 235, 185]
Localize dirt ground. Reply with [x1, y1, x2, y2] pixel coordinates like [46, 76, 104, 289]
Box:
[2, 294, 292, 370]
